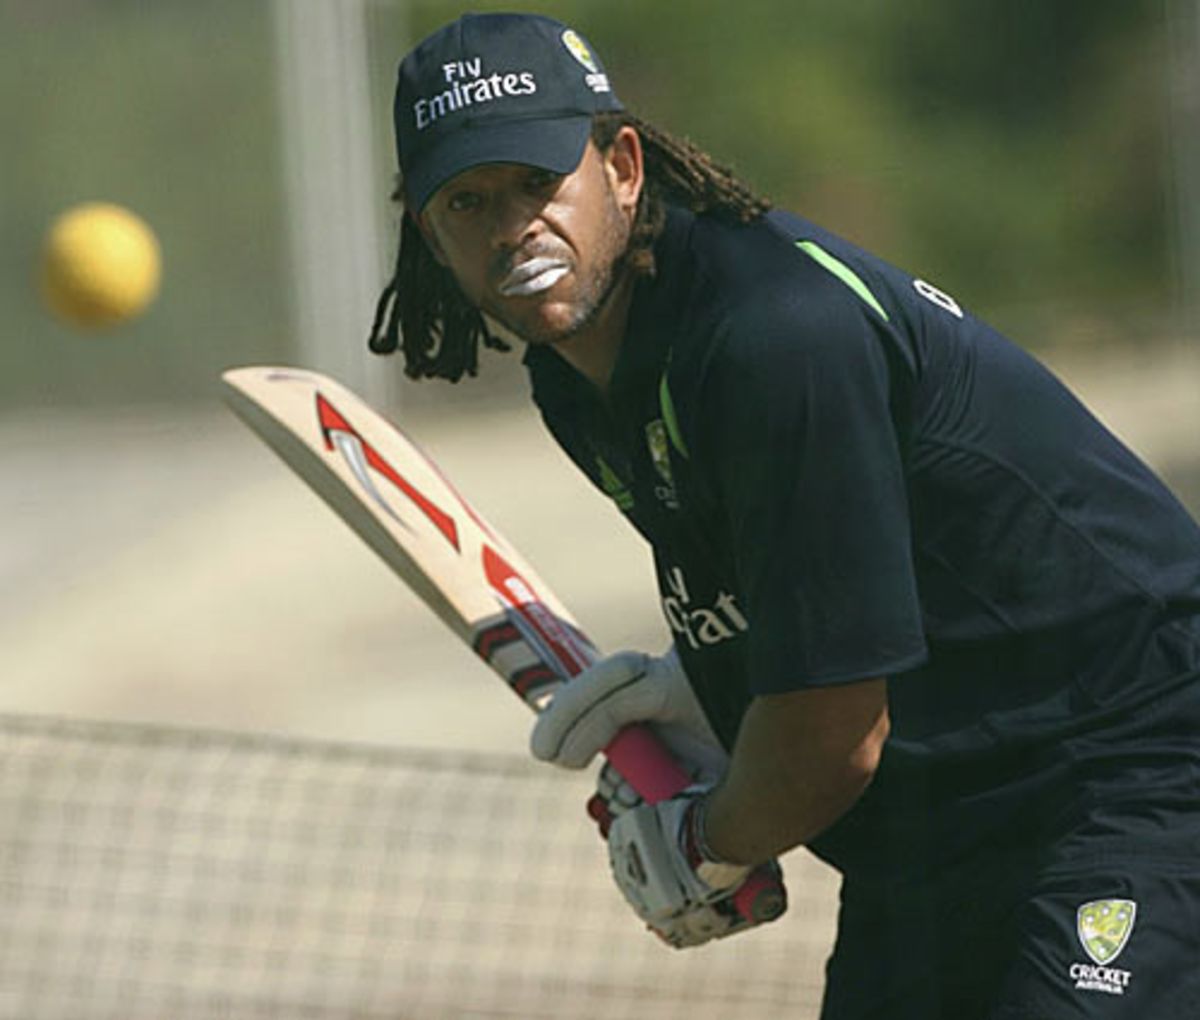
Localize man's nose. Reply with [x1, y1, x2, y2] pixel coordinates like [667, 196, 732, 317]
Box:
[488, 193, 540, 250]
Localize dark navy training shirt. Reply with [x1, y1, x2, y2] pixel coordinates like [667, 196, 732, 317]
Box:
[525, 204, 1200, 878]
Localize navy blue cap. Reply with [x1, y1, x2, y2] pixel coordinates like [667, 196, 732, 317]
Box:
[394, 13, 623, 211]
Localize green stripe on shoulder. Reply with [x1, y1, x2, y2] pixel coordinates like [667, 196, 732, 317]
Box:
[595, 456, 635, 512]
[796, 240, 890, 322]
[658, 371, 689, 459]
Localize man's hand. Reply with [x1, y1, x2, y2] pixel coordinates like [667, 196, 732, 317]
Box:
[645, 893, 781, 950]
[586, 761, 641, 838]
[606, 786, 787, 949]
[531, 649, 788, 946]
[531, 646, 727, 779]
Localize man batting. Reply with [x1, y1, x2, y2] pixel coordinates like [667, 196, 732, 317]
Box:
[369, 13, 1200, 1018]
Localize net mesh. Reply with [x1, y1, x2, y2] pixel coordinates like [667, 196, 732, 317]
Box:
[0, 713, 837, 1019]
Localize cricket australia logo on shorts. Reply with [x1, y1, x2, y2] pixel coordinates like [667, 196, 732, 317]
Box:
[1068, 899, 1136, 995]
[661, 566, 748, 650]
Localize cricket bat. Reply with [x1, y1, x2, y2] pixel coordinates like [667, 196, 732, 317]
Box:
[220, 365, 785, 924]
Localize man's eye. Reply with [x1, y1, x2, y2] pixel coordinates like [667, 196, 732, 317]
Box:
[447, 192, 482, 213]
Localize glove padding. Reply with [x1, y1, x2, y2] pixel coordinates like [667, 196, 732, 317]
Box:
[531, 647, 727, 779]
[586, 761, 641, 837]
[607, 786, 787, 949]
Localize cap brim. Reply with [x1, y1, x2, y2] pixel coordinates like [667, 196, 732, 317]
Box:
[405, 114, 593, 212]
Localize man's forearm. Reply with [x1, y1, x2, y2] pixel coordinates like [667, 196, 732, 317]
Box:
[701, 679, 890, 865]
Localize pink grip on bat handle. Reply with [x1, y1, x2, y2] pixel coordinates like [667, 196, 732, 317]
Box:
[603, 724, 788, 925]
[603, 724, 692, 803]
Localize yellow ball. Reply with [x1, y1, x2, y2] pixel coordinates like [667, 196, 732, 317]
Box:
[40, 202, 162, 330]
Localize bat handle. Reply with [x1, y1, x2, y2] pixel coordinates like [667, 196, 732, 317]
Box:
[603, 724, 692, 802]
[602, 724, 787, 925]
[732, 864, 788, 923]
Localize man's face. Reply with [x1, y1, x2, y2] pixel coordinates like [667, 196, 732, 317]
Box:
[418, 131, 642, 347]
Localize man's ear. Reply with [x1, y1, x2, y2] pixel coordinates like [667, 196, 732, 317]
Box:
[410, 209, 449, 266]
[603, 125, 644, 218]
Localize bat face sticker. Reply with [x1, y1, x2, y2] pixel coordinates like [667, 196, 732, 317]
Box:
[313, 387, 589, 690]
[316, 392, 460, 550]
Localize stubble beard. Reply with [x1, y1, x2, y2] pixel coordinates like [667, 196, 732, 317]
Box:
[484, 189, 631, 348]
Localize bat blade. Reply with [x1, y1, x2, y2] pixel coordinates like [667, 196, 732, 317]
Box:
[221, 365, 784, 922]
[223, 369, 588, 694]
[221, 366, 684, 782]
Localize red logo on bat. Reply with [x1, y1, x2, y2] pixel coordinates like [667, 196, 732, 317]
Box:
[481, 544, 592, 678]
[316, 393, 460, 550]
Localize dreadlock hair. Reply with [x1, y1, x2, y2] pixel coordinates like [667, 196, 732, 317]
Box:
[367, 111, 771, 382]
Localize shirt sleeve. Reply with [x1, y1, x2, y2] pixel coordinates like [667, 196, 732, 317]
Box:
[698, 284, 928, 694]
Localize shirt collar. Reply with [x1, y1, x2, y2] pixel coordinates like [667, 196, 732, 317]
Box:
[523, 202, 696, 407]
[606, 203, 694, 404]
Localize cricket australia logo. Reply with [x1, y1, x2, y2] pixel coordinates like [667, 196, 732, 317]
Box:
[661, 566, 748, 651]
[1068, 899, 1136, 995]
[560, 29, 610, 93]
[645, 420, 679, 510]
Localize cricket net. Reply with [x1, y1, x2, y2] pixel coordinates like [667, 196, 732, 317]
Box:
[0, 713, 837, 1020]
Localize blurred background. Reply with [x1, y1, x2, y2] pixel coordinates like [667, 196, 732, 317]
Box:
[6, 0, 1200, 406]
[2, 1, 1200, 1017]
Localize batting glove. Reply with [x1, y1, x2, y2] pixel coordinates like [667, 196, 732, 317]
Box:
[531, 647, 726, 779]
[587, 759, 656, 840]
[607, 785, 787, 949]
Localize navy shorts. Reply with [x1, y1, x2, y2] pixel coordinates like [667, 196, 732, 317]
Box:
[990, 847, 1200, 1018]
[820, 682, 1200, 1020]
[821, 836, 1200, 1020]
